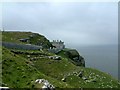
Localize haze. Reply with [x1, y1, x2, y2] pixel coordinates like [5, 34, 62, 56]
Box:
[2, 2, 118, 47]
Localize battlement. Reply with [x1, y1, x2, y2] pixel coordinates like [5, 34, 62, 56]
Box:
[52, 40, 64, 44]
[51, 40, 65, 50]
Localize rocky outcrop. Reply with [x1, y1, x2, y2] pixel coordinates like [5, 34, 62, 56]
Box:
[35, 79, 55, 90]
[48, 55, 61, 60]
[65, 49, 85, 67]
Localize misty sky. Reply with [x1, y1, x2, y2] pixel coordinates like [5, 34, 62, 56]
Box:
[2, 2, 118, 47]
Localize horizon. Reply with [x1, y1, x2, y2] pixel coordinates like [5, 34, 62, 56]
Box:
[1, 29, 118, 48]
[2, 2, 118, 47]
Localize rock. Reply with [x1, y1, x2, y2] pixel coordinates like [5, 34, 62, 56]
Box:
[61, 77, 66, 82]
[67, 73, 71, 76]
[86, 80, 91, 83]
[35, 79, 39, 83]
[48, 55, 61, 60]
[30, 58, 36, 61]
[78, 71, 84, 78]
[86, 78, 97, 83]
[35, 79, 55, 89]
[35, 79, 44, 83]
[54, 56, 61, 60]
[48, 56, 52, 59]
[103, 77, 106, 79]
[82, 77, 88, 80]
[65, 49, 85, 67]
[42, 85, 48, 90]
[73, 57, 79, 61]
[73, 72, 77, 75]
[27, 55, 30, 58]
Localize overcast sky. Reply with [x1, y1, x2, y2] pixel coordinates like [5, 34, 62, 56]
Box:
[2, 2, 118, 47]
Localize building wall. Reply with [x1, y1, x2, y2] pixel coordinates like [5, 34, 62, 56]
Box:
[51, 40, 65, 50]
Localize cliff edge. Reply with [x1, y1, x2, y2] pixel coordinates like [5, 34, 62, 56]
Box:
[57, 49, 85, 67]
[1, 31, 120, 88]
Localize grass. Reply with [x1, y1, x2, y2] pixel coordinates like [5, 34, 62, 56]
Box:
[2, 31, 32, 44]
[2, 31, 120, 88]
[2, 47, 119, 88]
[2, 47, 73, 88]
[0, 46, 2, 86]
[2, 31, 52, 48]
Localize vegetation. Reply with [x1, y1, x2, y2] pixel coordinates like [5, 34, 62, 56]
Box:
[1, 31, 120, 88]
[2, 47, 72, 88]
[57, 49, 85, 66]
[2, 31, 52, 48]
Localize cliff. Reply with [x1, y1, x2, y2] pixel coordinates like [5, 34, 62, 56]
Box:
[1, 31, 120, 88]
[57, 49, 85, 67]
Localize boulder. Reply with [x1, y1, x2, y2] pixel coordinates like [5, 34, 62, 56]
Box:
[78, 70, 84, 78]
[82, 77, 88, 80]
[48, 55, 61, 60]
[53, 56, 61, 60]
[61, 77, 66, 82]
[27, 55, 30, 58]
[42, 85, 48, 90]
[73, 72, 77, 75]
[35, 79, 55, 89]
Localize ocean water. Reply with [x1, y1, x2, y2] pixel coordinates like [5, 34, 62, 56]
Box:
[74, 45, 118, 80]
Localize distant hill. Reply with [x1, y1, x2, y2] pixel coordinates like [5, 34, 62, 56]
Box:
[1, 31, 120, 88]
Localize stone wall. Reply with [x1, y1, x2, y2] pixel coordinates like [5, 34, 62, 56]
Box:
[1, 42, 42, 50]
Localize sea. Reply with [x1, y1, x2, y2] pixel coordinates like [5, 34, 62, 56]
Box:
[72, 45, 118, 80]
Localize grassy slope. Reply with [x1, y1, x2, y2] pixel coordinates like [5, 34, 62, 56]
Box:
[2, 47, 73, 88]
[0, 46, 2, 85]
[2, 48, 119, 88]
[57, 49, 120, 88]
[1, 31, 120, 88]
[2, 31, 52, 48]
[2, 31, 32, 44]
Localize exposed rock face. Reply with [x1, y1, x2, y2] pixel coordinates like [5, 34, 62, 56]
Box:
[35, 79, 55, 90]
[65, 49, 85, 67]
[48, 55, 61, 60]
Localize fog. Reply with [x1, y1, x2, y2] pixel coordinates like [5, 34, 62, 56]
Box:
[2, 2, 118, 47]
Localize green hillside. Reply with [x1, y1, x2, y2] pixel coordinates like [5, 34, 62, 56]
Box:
[2, 47, 73, 88]
[1, 31, 120, 89]
[2, 31, 52, 48]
